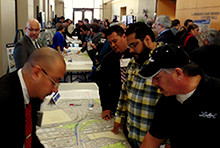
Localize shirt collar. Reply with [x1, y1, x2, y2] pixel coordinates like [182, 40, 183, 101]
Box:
[176, 89, 196, 104]
[159, 29, 169, 36]
[26, 35, 38, 48]
[17, 69, 30, 105]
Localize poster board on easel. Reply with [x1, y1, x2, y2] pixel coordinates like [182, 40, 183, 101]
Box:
[6, 43, 16, 73]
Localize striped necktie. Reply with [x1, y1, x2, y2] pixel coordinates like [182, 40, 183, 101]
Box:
[120, 55, 127, 83]
[120, 67, 127, 83]
[25, 103, 32, 148]
[34, 41, 39, 49]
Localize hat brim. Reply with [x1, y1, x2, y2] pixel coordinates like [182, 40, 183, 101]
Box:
[138, 61, 162, 78]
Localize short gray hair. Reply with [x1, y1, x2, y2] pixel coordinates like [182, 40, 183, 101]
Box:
[163, 62, 202, 77]
[156, 15, 172, 29]
[163, 68, 175, 74]
[109, 21, 125, 27]
[206, 29, 220, 45]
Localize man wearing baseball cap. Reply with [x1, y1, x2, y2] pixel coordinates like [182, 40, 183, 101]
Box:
[139, 44, 220, 148]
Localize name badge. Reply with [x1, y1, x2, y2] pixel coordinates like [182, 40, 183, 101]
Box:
[120, 58, 130, 67]
[48, 92, 61, 105]
[100, 38, 106, 43]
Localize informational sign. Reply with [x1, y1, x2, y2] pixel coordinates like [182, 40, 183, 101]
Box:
[193, 19, 211, 46]
[194, 19, 211, 33]
[6, 43, 16, 73]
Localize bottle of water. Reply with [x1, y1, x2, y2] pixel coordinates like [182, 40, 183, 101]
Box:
[88, 99, 94, 110]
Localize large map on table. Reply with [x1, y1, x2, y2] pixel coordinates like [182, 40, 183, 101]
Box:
[36, 97, 131, 148]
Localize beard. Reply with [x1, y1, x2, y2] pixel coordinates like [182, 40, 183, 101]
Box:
[134, 43, 151, 65]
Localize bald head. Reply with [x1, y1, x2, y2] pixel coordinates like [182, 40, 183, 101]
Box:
[22, 47, 66, 100]
[25, 18, 40, 40]
[26, 18, 40, 27]
[25, 47, 65, 70]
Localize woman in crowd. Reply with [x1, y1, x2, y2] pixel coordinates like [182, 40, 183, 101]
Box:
[182, 24, 200, 55]
[52, 22, 67, 55]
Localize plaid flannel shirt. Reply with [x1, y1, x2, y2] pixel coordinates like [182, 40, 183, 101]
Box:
[115, 56, 161, 143]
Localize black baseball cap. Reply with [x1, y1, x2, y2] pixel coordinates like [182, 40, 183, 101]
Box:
[139, 44, 191, 78]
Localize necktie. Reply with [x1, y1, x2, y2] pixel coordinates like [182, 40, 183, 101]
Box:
[25, 103, 32, 148]
[34, 41, 39, 49]
[120, 55, 127, 83]
[120, 67, 127, 83]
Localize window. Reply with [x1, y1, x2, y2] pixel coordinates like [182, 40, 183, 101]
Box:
[64, 0, 103, 21]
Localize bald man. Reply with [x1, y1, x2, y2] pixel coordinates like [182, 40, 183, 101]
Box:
[0, 47, 66, 148]
[14, 18, 42, 69]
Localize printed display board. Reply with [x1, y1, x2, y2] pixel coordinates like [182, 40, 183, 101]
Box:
[6, 43, 16, 73]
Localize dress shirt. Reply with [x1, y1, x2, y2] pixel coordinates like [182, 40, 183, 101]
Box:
[18, 69, 32, 148]
[32, 40, 40, 49]
[17, 69, 30, 106]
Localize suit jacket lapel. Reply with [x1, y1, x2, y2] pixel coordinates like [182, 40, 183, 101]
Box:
[24, 35, 36, 49]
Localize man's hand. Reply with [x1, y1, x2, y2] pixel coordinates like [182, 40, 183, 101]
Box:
[102, 110, 113, 121]
[111, 122, 124, 134]
[90, 43, 97, 49]
[63, 50, 67, 56]
[76, 50, 81, 55]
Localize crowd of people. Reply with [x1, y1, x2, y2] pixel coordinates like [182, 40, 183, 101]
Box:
[0, 14, 219, 148]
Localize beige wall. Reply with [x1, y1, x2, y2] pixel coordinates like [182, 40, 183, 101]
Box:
[103, 1, 112, 21]
[17, 0, 35, 31]
[43, 0, 49, 23]
[55, 0, 64, 17]
[138, 0, 156, 21]
[104, 0, 139, 22]
[48, 0, 55, 22]
[103, 0, 156, 22]
[34, 0, 44, 19]
[176, 0, 220, 30]
[0, 0, 16, 77]
[157, 0, 176, 20]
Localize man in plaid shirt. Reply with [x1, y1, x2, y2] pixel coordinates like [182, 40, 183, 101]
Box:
[111, 22, 162, 148]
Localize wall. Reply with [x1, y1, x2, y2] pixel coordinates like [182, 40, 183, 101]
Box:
[48, 0, 55, 22]
[55, 0, 64, 17]
[176, 0, 220, 30]
[112, 0, 138, 21]
[157, 0, 176, 20]
[17, 0, 35, 31]
[103, 1, 112, 21]
[103, 0, 156, 22]
[0, 0, 16, 76]
[138, 0, 156, 21]
[43, 0, 49, 23]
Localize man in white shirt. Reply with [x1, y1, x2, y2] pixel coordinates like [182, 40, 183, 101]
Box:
[0, 47, 66, 148]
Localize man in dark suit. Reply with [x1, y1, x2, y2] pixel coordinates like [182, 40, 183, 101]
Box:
[14, 18, 42, 69]
[154, 15, 176, 44]
[0, 47, 66, 148]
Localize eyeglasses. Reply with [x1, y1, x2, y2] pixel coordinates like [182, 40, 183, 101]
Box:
[40, 67, 59, 89]
[128, 41, 139, 48]
[27, 27, 40, 32]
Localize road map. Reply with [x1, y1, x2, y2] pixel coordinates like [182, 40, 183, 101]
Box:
[36, 98, 131, 148]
